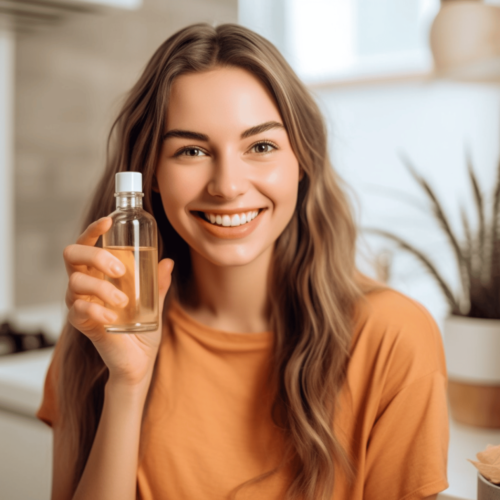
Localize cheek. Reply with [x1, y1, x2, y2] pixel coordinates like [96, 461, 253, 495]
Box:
[157, 165, 202, 219]
[264, 154, 300, 215]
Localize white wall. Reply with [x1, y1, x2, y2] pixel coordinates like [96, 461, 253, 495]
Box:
[316, 81, 500, 326]
[0, 28, 14, 316]
[14, 0, 238, 308]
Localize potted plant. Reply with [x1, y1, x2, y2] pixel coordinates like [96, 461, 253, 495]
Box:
[368, 156, 500, 428]
[469, 443, 500, 499]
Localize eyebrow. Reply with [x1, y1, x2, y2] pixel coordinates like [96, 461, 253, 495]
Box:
[162, 121, 285, 142]
[240, 121, 284, 139]
[162, 130, 209, 141]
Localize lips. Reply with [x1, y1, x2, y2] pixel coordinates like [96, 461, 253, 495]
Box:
[191, 208, 266, 239]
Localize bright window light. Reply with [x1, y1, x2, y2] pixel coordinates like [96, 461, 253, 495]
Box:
[239, 0, 440, 82]
[287, 0, 356, 78]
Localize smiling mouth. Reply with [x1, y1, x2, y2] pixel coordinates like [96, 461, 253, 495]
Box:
[193, 209, 264, 227]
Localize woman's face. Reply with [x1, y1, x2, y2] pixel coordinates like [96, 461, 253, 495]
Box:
[155, 66, 300, 267]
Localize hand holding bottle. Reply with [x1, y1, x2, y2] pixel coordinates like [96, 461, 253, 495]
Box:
[63, 216, 174, 388]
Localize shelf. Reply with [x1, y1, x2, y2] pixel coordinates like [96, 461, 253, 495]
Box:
[307, 69, 434, 90]
[306, 65, 500, 91]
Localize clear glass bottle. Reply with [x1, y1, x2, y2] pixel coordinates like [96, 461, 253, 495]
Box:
[103, 172, 158, 333]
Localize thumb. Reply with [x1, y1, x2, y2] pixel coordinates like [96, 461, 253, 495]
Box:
[158, 259, 174, 306]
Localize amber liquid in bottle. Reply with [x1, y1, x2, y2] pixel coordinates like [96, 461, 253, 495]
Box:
[104, 246, 158, 330]
[103, 172, 159, 333]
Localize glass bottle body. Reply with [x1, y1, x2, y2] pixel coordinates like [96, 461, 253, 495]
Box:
[102, 192, 158, 333]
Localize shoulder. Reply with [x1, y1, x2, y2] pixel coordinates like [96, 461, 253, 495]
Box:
[351, 287, 447, 392]
[354, 287, 441, 347]
[353, 276, 439, 338]
[360, 286, 437, 331]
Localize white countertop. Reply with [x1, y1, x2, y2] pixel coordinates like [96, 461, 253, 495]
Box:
[0, 348, 498, 499]
[440, 416, 500, 500]
[0, 348, 54, 417]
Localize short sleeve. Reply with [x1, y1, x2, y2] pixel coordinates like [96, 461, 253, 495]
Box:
[36, 339, 62, 427]
[364, 370, 449, 500]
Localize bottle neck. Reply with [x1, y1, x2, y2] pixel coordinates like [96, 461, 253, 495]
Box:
[115, 192, 144, 209]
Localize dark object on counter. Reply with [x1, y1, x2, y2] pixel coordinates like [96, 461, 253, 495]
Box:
[0, 321, 55, 356]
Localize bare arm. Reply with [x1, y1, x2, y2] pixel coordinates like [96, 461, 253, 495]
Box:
[52, 218, 173, 500]
[72, 379, 150, 500]
[51, 378, 150, 500]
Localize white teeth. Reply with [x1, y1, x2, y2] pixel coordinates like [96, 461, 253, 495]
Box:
[203, 210, 261, 227]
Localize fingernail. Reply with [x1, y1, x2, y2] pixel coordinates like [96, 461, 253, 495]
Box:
[104, 310, 116, 322]
[111, 263, 124, 276]
[112, 291, 128, 306]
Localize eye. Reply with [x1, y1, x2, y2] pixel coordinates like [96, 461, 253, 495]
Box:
[176, 147, 207, 157]
[250, 141, 277, 154]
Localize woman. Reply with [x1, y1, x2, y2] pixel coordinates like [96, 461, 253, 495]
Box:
[37, 23, 449, 500]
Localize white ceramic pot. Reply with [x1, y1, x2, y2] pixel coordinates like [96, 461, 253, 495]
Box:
[478, 472, 500, 500]
[444, 315, 500, 384]
[444, 315, 500, 428]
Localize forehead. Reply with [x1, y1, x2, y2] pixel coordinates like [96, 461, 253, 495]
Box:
[166, 66, 282, 132]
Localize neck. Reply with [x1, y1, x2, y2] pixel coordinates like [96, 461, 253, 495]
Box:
[184, 246, 274, 333]
[115, 192, 143, 209]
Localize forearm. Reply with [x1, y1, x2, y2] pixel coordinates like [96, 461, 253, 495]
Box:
[72, 377, 150, 500]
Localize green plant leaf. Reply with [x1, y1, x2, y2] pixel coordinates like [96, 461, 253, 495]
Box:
[490, 157, 500, 303]
[399, 154, 469, 303]
[364, 228, 460, 313]
[459, 205, 473, 286]
[466, 150, 488, 283]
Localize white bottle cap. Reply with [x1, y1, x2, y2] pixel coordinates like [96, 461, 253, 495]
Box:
[115, 172, 142, 193]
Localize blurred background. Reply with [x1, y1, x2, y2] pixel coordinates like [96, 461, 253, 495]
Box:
[2, 0, 500, 498]
[3, 0, 500, 330]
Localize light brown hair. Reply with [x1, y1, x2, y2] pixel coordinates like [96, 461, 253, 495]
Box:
[58, 23, 368, 499]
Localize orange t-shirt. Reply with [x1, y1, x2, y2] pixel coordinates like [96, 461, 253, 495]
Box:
[37, 289, 449, 499]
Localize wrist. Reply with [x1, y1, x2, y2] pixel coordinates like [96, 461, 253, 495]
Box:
[105, 372, 153, 402]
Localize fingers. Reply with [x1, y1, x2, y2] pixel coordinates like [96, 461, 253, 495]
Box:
[64, 217, 121, 276]
[67, 299, 117, 341]
[63, 245, 125, 278]
[76, 217, 113, 246]
[65, 272, 129, 310]
[68, 259, 174, 344]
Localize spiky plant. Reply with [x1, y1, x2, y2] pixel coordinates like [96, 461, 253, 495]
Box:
[366, 155, 500, 318]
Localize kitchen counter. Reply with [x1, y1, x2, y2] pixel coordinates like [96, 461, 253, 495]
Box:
[0, 348, 54, 500]
[0, 348, 54, 417]
[440, 417, 500, 500]
[0, 348, 499, 500]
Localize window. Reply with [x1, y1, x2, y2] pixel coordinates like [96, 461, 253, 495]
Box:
[239, 0, 440, 82]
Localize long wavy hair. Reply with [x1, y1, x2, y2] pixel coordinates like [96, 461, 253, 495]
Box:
[58, 23, 368, 499]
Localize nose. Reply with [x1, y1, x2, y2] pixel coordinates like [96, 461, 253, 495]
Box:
[206, 150, 249, 200]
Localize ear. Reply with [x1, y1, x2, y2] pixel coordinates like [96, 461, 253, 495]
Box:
[299, 166, 305, 182]
[152, 173, 160, 193]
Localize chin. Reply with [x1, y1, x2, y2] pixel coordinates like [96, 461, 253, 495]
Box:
[193, 242, 271, 268]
